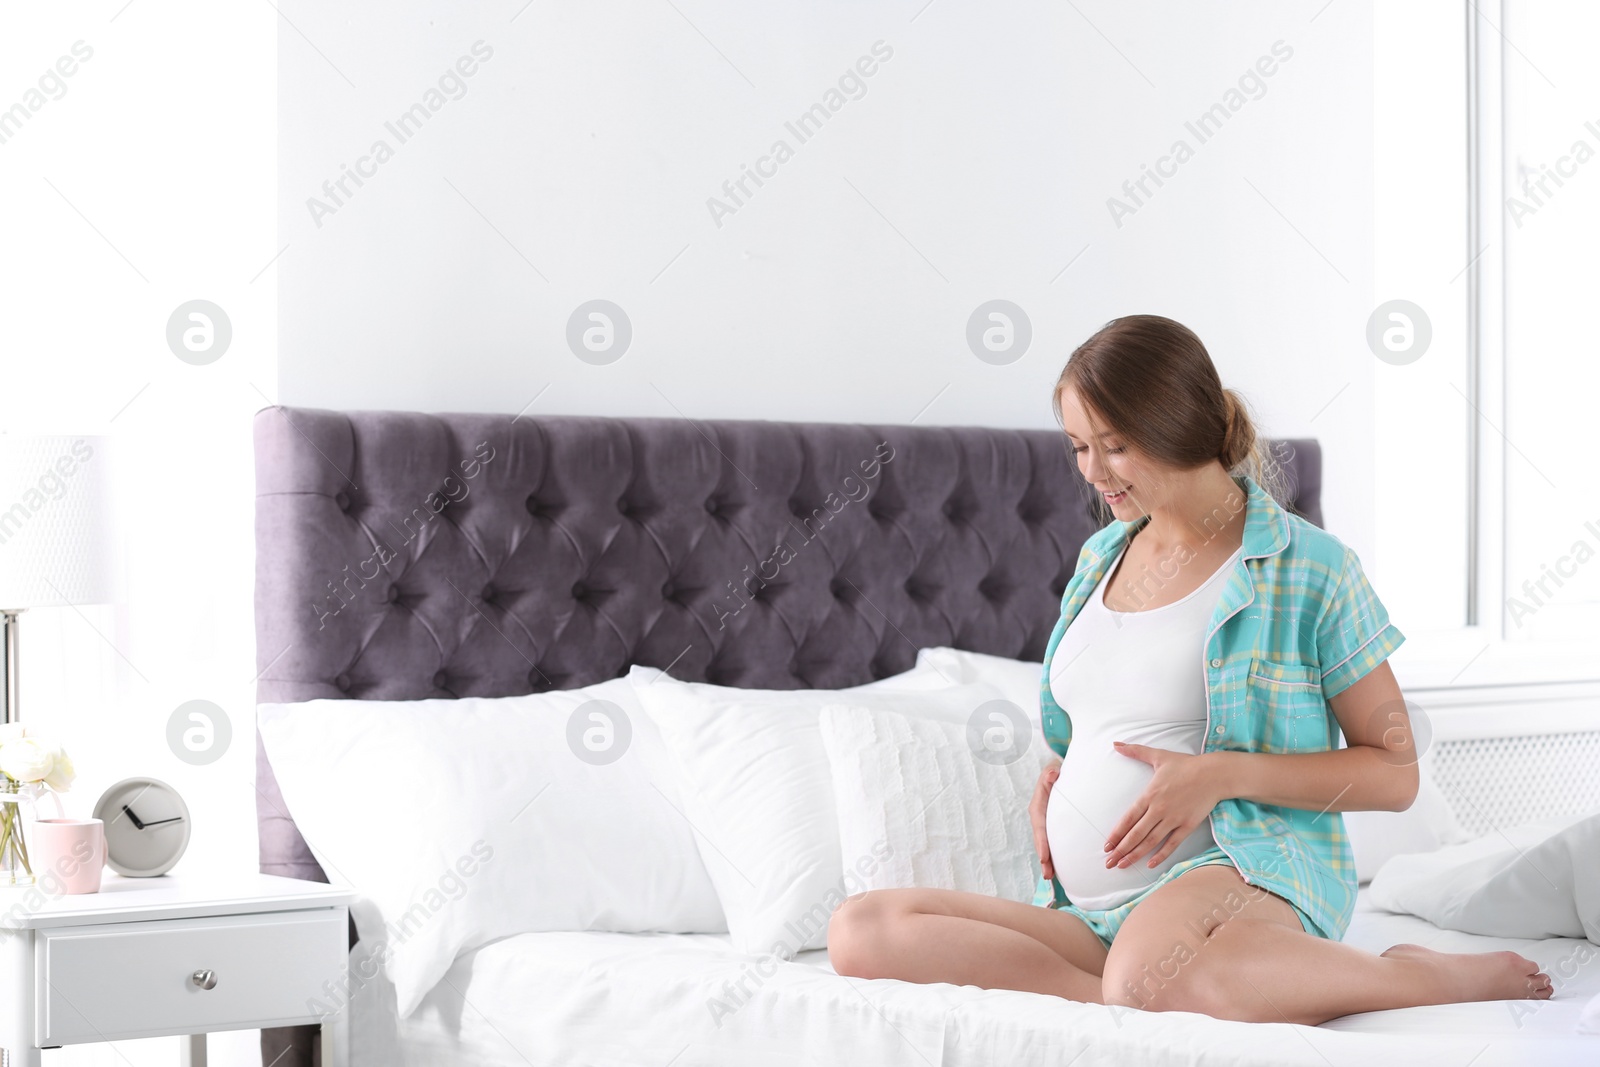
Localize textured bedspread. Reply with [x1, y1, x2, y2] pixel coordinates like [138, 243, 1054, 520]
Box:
[346, 888, 1600, 1067]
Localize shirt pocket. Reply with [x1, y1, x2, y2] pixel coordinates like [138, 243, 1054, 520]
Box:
[1246, 656, 1328, 753]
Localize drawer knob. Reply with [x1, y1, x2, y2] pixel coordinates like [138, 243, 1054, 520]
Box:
[191, 969, 218, 991]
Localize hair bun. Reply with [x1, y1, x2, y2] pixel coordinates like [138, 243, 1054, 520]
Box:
[1219, 390, 1250, 469]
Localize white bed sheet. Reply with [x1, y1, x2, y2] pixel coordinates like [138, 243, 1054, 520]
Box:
[349, 887, 1600, 1067]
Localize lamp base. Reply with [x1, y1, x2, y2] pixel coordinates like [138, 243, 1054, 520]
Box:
[1, 608, 21, 725]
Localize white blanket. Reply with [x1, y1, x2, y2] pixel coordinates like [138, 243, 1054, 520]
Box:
[1367, 808, 1600, 943]
[349, 887, 1600, 1065]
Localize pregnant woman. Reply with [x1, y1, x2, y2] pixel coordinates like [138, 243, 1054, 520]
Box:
[828, 314, 1553, 1023]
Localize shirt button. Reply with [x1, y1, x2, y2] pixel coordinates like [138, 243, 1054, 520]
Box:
[1209, 657, 1222, 668]
[1214, 724, 1225, 734]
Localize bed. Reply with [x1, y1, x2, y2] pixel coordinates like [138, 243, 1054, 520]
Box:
[252, 406, 1600, 1066]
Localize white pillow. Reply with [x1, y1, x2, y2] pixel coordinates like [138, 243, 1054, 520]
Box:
[916, 646, 1043, 724]
[257, 671, 725, 1019]
[1341, 752, 1472, 884]
[629, 664, 1008, 955]
[819, 702, 1053, 903]
[1367, 807, 1600, 941]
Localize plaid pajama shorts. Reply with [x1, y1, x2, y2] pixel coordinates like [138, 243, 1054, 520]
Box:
[1038, 846, 1323, 951]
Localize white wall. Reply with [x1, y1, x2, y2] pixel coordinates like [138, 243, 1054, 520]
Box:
[1, 0, 273, 1062]
[1372, 2, 1470, 640]
[278, 0, 1382, 552]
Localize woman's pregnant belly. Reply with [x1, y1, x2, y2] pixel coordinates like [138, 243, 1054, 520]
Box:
[1046, 725, 1218, 912]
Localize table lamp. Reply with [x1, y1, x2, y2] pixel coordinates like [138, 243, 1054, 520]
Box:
[0, 435, 113, 724]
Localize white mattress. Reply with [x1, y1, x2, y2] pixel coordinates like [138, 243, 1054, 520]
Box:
[349, 887, 1600, 1067]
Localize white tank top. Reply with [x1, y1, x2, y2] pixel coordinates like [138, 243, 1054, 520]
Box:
[1045, 538, 1241, 910]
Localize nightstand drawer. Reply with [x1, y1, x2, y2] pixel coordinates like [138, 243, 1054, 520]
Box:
[36, 908, 346, 1045]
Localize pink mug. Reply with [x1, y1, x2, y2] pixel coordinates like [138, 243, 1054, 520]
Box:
[31, 819, 106, 895]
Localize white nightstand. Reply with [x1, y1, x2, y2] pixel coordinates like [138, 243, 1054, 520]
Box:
[0, 871, 355, 1067]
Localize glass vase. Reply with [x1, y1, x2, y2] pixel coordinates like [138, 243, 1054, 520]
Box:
[0, 776, 35, 887]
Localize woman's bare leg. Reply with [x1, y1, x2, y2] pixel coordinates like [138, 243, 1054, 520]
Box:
[1102, 865, 1554, 1025]
[828, 887, 1109, 1003]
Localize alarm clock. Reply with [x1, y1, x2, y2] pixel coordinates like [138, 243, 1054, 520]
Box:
[91, 777, 192, 877]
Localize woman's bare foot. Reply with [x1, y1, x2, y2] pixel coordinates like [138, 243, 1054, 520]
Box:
[1379, 942, 1553, 1004]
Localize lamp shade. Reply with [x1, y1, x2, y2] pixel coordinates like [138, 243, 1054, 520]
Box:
[0, 435, 113, 608]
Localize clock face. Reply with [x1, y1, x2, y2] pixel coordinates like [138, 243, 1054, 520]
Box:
[91, 777, 192, 877]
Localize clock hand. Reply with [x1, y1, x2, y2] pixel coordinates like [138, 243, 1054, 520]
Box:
[121, 804, 148, 830]
[139, 816, 185, 827]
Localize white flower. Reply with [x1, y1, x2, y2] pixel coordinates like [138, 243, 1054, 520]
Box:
[0, 732, 74, 792]
[42, 745, 74, 792]
[0, 737, 56, 784]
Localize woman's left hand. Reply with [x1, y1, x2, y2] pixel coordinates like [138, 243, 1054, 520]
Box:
[1102, 742, 1222, 870]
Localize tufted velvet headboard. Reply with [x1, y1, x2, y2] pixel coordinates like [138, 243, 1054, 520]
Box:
[252, 406, 1322, 884]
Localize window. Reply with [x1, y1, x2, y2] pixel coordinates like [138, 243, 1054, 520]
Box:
[1375, 1, 1597, 688]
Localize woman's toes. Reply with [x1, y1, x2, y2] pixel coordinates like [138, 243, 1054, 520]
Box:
[1493, 951, 1553, 1000]
[1507, 953, 1553, 1000]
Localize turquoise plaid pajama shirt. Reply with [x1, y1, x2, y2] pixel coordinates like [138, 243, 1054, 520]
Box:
[1036, 472, 1407, 941]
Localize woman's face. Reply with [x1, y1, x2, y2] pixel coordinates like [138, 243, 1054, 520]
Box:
[1056, 384, 1167, 520]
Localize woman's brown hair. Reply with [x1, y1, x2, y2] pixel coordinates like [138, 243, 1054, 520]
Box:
[1052, 314, 1292, 526]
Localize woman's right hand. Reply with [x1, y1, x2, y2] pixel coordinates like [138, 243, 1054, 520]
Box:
[1030, 756, 1063, 882]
